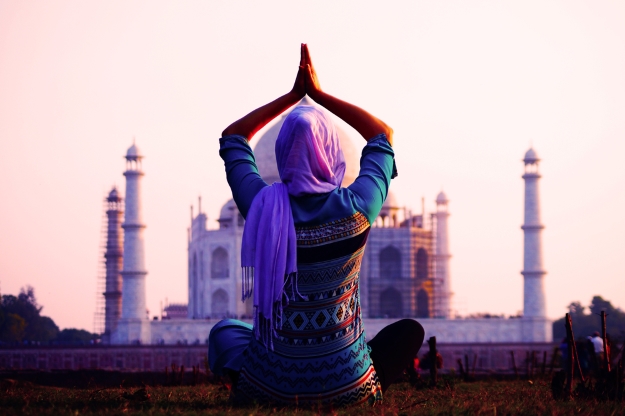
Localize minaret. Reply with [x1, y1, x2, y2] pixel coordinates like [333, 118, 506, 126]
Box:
[111, 143, 150, 344]
[521, 148, 549, 341]
[434, 191, 452, 318]
[102, 187, 123, 343]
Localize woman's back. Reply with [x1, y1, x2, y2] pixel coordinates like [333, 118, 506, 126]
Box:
[219, 133, 395, 405]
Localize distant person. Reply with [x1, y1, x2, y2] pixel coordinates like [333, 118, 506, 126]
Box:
[208, 44, 424, 407]
[589, 331, 604, 362]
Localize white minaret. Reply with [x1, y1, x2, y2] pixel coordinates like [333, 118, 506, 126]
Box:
[111, 143, 151, 344]
[521, 148, 550, 342]
[434, 191, 452, 318]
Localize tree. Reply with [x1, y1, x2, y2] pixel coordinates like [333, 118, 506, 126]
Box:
[56, 328, 95, 345]
[0, 286, 59, 343]
[553, 296, 625, 341]
[0, 313, 26, 342]
[589, 296, 616, 315]
[567, 301, 585, 317]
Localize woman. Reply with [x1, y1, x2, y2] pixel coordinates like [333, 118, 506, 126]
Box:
[209, 44, 424, 406]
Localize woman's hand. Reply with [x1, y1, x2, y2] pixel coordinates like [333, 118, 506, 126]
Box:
[302, 44, 322, 100]
[299, 44, 393, 144]
[290, 44, 307, 99]
[221, 45, 307, 140]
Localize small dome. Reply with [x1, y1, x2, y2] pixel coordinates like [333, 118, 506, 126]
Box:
[253, 101, 360, 186]
[436, 191, 448, 204]
[107, 187, 121, 201]
[219, 199, 238, 220]
[126, 143, 142, 159]
[382, 190, 399, 209]
[523, 148, 539, 164]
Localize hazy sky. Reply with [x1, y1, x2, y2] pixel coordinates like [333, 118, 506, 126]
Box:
[1, 1, 623, 331]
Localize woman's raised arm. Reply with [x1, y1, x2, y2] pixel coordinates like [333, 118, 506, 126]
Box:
[302, 45, 393, 145]
[222, 45, 307, 140]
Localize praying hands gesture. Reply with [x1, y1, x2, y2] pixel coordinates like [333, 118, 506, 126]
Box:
[223, 44, 392, 145]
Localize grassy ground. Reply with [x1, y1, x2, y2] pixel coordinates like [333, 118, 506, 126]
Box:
[0, 377, 623, 415]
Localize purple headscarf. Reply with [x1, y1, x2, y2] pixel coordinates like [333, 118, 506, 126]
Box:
[241, 105, 345, 348]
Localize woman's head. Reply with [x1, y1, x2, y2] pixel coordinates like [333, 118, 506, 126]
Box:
[275, 105, 345, 197]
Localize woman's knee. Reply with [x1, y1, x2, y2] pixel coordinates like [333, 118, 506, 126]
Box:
[397, 319, 425, 350]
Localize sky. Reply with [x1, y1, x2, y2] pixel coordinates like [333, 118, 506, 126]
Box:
[1, 1, 624, 331]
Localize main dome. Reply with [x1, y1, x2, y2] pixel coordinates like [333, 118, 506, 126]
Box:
[253, 103, 360, 187]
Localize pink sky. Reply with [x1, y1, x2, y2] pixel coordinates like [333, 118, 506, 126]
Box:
[1, 1, 624, 331]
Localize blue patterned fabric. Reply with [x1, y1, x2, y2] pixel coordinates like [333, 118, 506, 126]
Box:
[212, 133, 395, 406]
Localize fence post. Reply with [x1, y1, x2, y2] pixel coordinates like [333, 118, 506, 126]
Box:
[601, 311, 611, 373]
[428, 336, 438, 387]
[510, 351, 518, 378]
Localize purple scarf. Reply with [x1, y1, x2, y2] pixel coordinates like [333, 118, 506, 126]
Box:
[241, 105, 345, 348]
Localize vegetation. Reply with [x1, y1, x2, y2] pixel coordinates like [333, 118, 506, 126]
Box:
[553, 296, 625, 341]
[0, 376, 623, 415]
[0, 286, 97, 345]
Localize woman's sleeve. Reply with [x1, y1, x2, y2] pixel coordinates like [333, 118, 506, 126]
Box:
[219, 135, 268, 218]
[347, 134, 398, 224]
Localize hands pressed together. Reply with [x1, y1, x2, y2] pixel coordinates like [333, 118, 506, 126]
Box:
[291, 44, 322, 101]
[223, 43, 392, 144]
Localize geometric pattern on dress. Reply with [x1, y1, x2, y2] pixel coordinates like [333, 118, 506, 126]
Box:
[235, 210, 382, 407]
[296, 211, 369, 246]
[236, 333, 382, 407]
[296, 248, 364, 286]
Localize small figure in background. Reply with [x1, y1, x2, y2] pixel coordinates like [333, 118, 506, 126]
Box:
[589, 331, 604, 364]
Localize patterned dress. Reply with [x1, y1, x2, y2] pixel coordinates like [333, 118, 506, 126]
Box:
[216, 133, 396, 406]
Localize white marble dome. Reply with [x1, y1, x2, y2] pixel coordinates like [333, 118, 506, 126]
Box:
[253, 102, 360, 187]
[436, 191, 448, 204]
[524, 148, 539, 164]
[219, 199, 237, 220]
[126, 143, 142, 159]
[107, 187, 121, 201]
[382, 190, 399, 209]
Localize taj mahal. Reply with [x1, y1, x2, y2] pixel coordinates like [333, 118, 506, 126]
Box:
[101, 104, 552, 346]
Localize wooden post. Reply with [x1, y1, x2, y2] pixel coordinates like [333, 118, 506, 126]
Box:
[525, 351, 530, 378]
[428, 336, 438, 387]
[548, 347, 559, 375]
[567, 315, 585, 383]
[472, 354, 478, 377]
[565, 314, 574, 399]
[541, 350, 547, 375]
[457, 358, 465, 380]
[601, 311, 611, 373]
[465, 354, 470, 379]
[510, 351, 518, 378]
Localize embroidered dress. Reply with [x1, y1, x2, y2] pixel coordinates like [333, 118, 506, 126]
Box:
[214, 133, 396, 406]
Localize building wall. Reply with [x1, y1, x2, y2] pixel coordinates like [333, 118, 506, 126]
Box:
[363, 225, 435, 318]
[188, 208, 252, 320]
[147, 317, 550, 346]
[0, 337, 555, 373]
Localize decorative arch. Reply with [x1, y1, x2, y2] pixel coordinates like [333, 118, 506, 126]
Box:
[379, 245, 402, 279]
[417, 289, 430, 318]
[416, 248, 428, 280]
[211, 289, 229, 317]
[211, 247, 229, 279]
[380, 287, 403, 318]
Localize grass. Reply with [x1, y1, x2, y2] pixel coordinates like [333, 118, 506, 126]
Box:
[0, 376, 623, 415]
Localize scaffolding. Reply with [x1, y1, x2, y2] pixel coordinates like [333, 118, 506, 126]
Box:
[92, 196, 108, 335]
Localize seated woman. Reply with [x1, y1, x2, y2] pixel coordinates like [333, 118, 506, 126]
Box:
[209, 44, 424, 406]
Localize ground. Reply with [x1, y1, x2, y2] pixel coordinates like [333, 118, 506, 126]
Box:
[0, 376, 623, 415]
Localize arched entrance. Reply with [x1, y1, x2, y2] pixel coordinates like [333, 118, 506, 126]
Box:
[379, 246, 402, 279]
[211, 289, 229, 317]
[417, 289, 429, 318]
[380, 287, 403, 318]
